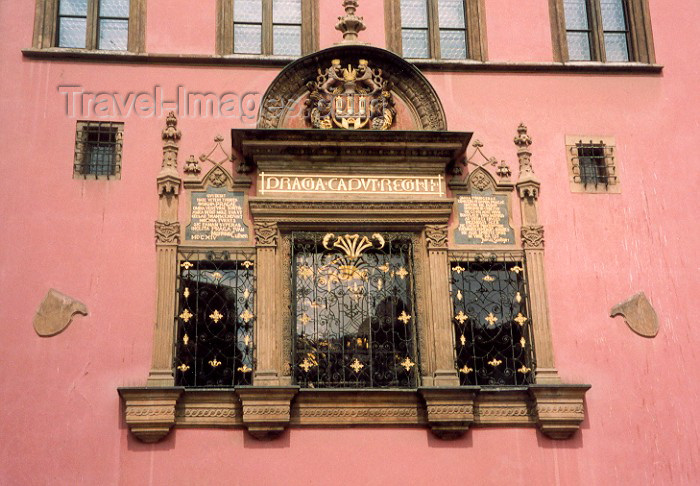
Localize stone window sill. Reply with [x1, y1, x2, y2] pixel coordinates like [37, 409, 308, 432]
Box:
[22, 48, 662, 73]
[119, 383, 590, 442]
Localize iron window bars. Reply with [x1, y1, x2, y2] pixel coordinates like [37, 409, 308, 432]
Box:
[291, 232, 419, 388]
[174, 250, 255, 387]
[73, 121, 123, 179]
[450, 253, 535, 386]
[570, 141, 617, 188]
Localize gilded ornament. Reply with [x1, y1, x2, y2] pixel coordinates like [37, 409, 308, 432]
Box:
[209, 358, 222, 368]
[483, 275, 495, 282]
[459, 365, 473, 374]
[209, 310, 224, 323]
[322, 233, 385, 259]
[378, 263, 390, 273]
[240, 309, 254, 323]
[515, 292, 522, 303]
[177, 364, 190, 372]
[514, 313, 528, 326]
[183, 287, 190, 299]
[485, 313, 499, 327]
[183, 334, 189, 345]
[457, 290, 463, 301]
[455, 311, 468, 324]
[297, 265, 314, 278]
[460, 334, 467, 346]
[398, 311, 412, 324]
[299, 357, 316, 372]
[350, 358, 365, 373]
[237, 364, 252, 373]
[243, 289, 250, 300]
[400, 357, 415, 372]
[212, 272, 223, 280]
[452, 265, 465, 274]
[520, 337, 526, 348]
[243, 334, 251, 347]
[300, 313, 311, 325]
[510, 265, 523, 274]
[181, 261, 194, 270]
[488, 358, 503, 367]
[242, 261, 254, 269]
[517, 365, 531, 374]
[179, 309, 193, 322]
[395, 267, 408, 280]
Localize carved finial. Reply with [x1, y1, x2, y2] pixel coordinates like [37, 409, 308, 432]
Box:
[336, 0, 366, 43]
[496, 159, 512, 180]
[183, 155, 201, 175]
[514, 123, 534, 178]
[162, 111, 181, 144]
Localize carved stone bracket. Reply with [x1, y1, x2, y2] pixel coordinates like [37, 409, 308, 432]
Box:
[119, 387, 183, 443]
[420, 387, 478, 440]
[236, 386, 299, 440]
[154, 221, 181, 244]
[521, 225, 545, 249]
[530, 384, 590, 439]
[425, 224, 448, 250]
[254, 221, 279, 247]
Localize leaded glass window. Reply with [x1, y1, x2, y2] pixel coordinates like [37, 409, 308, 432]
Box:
[292, 233, 419, 388]
[563, 0, 630, 62]
[174, 251, 255, 387]
[234, 0, 263, 54]
[450, 256, 534, 386]
[231, 0, 303, 56]
[56, 0, 130, 50]
[399, 0, 470, 59]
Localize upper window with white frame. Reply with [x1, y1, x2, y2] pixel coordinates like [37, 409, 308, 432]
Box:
[32, 0, 146, 51]
[550, 0, 655, 63]
[216, 0, 319, 57]
[385, 0, 487, 61]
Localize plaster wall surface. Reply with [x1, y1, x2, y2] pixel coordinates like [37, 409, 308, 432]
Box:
[0, 1, 699, 484]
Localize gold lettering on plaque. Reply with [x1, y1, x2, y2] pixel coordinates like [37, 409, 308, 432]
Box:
[259, 173, 445, 197]
[456, 195, 513, 244]
[188, 191, 248, 241]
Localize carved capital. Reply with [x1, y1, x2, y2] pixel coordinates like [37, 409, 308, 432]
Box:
[530, 384, 590, 439]
[425, 224, 448, 249]
[236, 387, 299, 440]
[254, 221, 279, 247]
[420, 387, 478, 440]
[521, 225, 544, 249]
[119, 387, 184, 443]
[155, 221, 180, 244]
[516, 180, 540, 200]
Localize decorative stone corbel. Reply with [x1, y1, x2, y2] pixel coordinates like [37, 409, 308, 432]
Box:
[236, 387, 299, 440]
[530, 384, 590, 439]
[420, 387, 478, 440]
[119, 387, 183, 443]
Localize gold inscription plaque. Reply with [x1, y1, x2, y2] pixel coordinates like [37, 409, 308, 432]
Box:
[187, 189, 249, 241]
[455, 194, 515, 245]
[259, 173, 445, 197]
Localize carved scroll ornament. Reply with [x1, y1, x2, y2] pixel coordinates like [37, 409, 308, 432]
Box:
[425, 224, 448, 249]
[155, 221, 181, 244]
[254, 221, 279, 247]
[521, 225, 544, 249]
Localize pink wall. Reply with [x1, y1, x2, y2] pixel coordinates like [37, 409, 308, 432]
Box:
[1, 0, 699, 484]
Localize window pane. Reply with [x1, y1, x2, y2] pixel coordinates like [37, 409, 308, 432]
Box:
[59, 0, 88, 16]
[234, 24, 262, 54]
[58, 18, 87, 48]
[273, 0, 302, 24]
[234, 0, 262, 22]
[273, 25, 301, 56]
[400, 0, 428, 28]
[563, 0, 589, 30]
[438, 0, 465, 29]
[600, 0, 627, 31]
[566, 32, 592, 60]
[604, 33, 629, 61]
[98, 19, 129, 50]
[99, 0, 130, 18]
[402, 29, 429, 58]
[439, 30, 467, 59]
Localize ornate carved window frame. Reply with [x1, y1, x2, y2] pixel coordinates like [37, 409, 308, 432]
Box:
[384, 0, 487, 61]
[566, 135, 620, 193]
[216, 0, 319, 57]
[549, 0, 655, 63]
[32, 0, 147, 52]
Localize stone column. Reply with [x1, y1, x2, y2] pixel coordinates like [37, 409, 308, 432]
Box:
[253, 221, 281, 385]
[424, 224, 460, 386]
[514, 123, 560, 385]
[147, 112, 182, 387]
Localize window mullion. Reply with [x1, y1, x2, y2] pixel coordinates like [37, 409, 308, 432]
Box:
[86, 0, 100, 50]
[262, 0, 273, 55]
[588, 0, 605, 61]
[428, 0, 440, 59]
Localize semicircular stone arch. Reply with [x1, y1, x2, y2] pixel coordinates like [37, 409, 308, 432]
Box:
[257, 44, 447, 131]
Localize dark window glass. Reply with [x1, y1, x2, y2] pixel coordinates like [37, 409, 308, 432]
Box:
[292, 233, 419, 388]
[175, 254, 256, 387]
[576, 143, 609, 187]
[75, 121, 122, 177]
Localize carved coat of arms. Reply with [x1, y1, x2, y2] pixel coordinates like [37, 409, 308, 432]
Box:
[306, 59, 396, 130]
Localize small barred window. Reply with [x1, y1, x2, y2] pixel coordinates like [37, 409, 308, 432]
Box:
[74, 121, 123, 179]
[566, 136, 620, 193]
[450, 256, 534, 386]
[292, 232, 419, 388]
[174, 251, 255, 387]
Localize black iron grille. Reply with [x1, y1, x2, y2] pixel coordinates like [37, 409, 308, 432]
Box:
[174, 251, 255, 387]
[574, 143, 613, 188]
[292, 232, 419, 388]
[450, 256, 534, 386]
[74, 121, 122, 178]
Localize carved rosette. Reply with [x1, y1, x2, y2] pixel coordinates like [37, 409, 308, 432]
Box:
[154, 221, 181, 244]
[254, 221, 279, 247]
[530, 385, 590, 439]
[521, 225, 545, 249]
[119, 388, 183, 443]
[424, 224, 448, 250]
